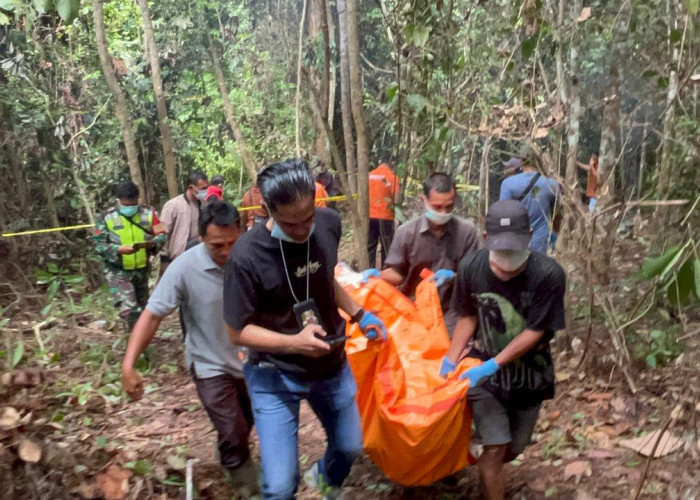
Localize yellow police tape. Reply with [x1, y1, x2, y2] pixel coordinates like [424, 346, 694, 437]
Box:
[1, 187, 479, 238]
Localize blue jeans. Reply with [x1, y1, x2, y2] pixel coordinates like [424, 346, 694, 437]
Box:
[244, 361, 363, 500]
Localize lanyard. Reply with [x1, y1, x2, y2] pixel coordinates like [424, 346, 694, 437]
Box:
[279, 239, 310, 304]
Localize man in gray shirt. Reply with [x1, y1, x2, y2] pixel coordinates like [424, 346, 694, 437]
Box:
[363, 173, 480, 335]
[121, 201, 256, 492]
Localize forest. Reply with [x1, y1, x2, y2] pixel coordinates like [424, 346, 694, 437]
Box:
[0, 0, 699, 498]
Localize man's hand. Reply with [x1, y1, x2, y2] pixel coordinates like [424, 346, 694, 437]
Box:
[438, 356, 456, 377]
[459, 358, 500, 388]
[429, 269, 455, 287]
[292, 324, 332, 358]
[358, 311, 387, 341]
[360, 268, 381, 284]
[118, 245, 136, 255]
[121, 367, 145, 401]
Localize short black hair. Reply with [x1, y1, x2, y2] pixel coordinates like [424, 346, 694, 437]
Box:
[198, 200, 240, 237]
[188, 170, 208, 187]
[257, 158, 315, 212]
[210, 174, 224, 186]
[114, 180, 139, 200]
[422, 172, 455, 197]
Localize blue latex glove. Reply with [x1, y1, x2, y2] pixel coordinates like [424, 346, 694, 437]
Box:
[429, 269, 455, 287]
[358, 311, 387, 341]
[360, 268, 380, 284]
[459, 358, 500, 387]
[439, 356, 456, 378]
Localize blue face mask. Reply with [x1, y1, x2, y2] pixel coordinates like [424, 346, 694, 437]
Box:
[119, 204, 139, 217]
[270, 221, 315, 243]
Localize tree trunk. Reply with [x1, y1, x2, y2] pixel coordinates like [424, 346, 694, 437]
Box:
[565, 0, 582, 188]
[92, 0, 145, 201]
[4, 143, 27, 213]
[337, 0, 357, 194]
[553, 0, 568, 107]
[596, 1, 632, 284]
[302, 69, 365, 252]
[345, 0, 370, 269]
[655, 0, 678, 218]
[207, 34, 258, 182]
[478, 138, 492, 226]
[41, 170, 59, 228]
[136, 0, 178, 199]
[308, 0, 331, 165]
[295, 0, 308, 157]
[598, 2, 631, 208]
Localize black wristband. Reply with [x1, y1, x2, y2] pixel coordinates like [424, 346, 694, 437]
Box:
[349, 307, 365, 324]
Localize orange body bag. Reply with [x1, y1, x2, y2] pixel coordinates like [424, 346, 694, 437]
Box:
[337, 266, 479, 486]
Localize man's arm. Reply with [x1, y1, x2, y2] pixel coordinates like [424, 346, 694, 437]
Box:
[333, 279, 363, 317]
[379, 267, 404, 287]
[445, 315, 478, 362]
[493, 328, 545, 366]
[121, 310, 164, 400]
[226, 323, 330, 358]
[576, 161, 590, 171]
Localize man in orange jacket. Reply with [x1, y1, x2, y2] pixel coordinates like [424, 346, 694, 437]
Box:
[368, 161, 399, 267]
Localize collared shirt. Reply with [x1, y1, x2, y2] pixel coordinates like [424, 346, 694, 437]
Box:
[160, 194, 200, 259]
[385, 215, 481, 306]
[146, 243, 245, 378]
[369, 164, 399, 220]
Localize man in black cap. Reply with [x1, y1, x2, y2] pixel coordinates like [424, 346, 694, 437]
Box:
[440, 200, 566, 500]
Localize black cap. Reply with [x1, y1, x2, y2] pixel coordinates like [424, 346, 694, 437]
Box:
[484, 200, 531, 251]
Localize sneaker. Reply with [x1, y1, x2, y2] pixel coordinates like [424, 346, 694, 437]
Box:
[303, 462, 344, 500]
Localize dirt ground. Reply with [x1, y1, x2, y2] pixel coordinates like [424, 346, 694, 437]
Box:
[1, 234, 699, 499]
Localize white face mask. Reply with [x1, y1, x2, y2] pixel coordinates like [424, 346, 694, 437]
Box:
[489, 249, 530, 272]
[424, 203, 453, 226]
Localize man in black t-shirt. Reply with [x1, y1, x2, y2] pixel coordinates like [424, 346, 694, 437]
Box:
[440, 200, 566, 500]
[224, 158, 386, 500]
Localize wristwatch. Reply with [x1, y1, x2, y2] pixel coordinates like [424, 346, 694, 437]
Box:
[349, 307, 365, 324]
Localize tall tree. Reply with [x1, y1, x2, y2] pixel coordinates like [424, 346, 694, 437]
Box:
[92, 0, 145, 199]
[136, 0, 178, 199]
[207, 33, 257, 182]
[345, 0, 370, 268]
[655, 0, 680, 220]
[308, 0, 332, 165]
[598, 1, 632, 208]
[337, 0, 357, 194]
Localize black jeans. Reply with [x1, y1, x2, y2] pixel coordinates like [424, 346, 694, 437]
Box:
[367, 218, 395, 268]
[192, 372, 254, 470]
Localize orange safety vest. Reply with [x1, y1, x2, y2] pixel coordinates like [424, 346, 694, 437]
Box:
[315, 182, 328, 208]
[368, 164, 399, 220]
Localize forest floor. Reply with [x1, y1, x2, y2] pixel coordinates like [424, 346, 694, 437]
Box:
[1, 235, 699, 499]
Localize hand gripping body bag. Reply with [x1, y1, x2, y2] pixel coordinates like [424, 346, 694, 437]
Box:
[336, 264, 479, 486]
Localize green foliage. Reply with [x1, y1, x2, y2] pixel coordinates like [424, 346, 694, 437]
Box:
[634, 241, 700, 308]
[632, 329, 684, 369]
[125, 459, 154, 476]
[56, 0, 78, 24]
[35, 263, 85, 304]
[684, 0, 700, 15]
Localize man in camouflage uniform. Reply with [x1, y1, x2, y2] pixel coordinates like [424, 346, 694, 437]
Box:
[93, 181, 166, 331]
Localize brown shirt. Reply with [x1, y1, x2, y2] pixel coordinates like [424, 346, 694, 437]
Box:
[385, 214, 481, 311]
[160, 194, 200, 260]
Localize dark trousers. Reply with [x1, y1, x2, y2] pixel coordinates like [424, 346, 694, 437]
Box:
[193, 372, 254, 470]
[367, 218, 395, 268]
